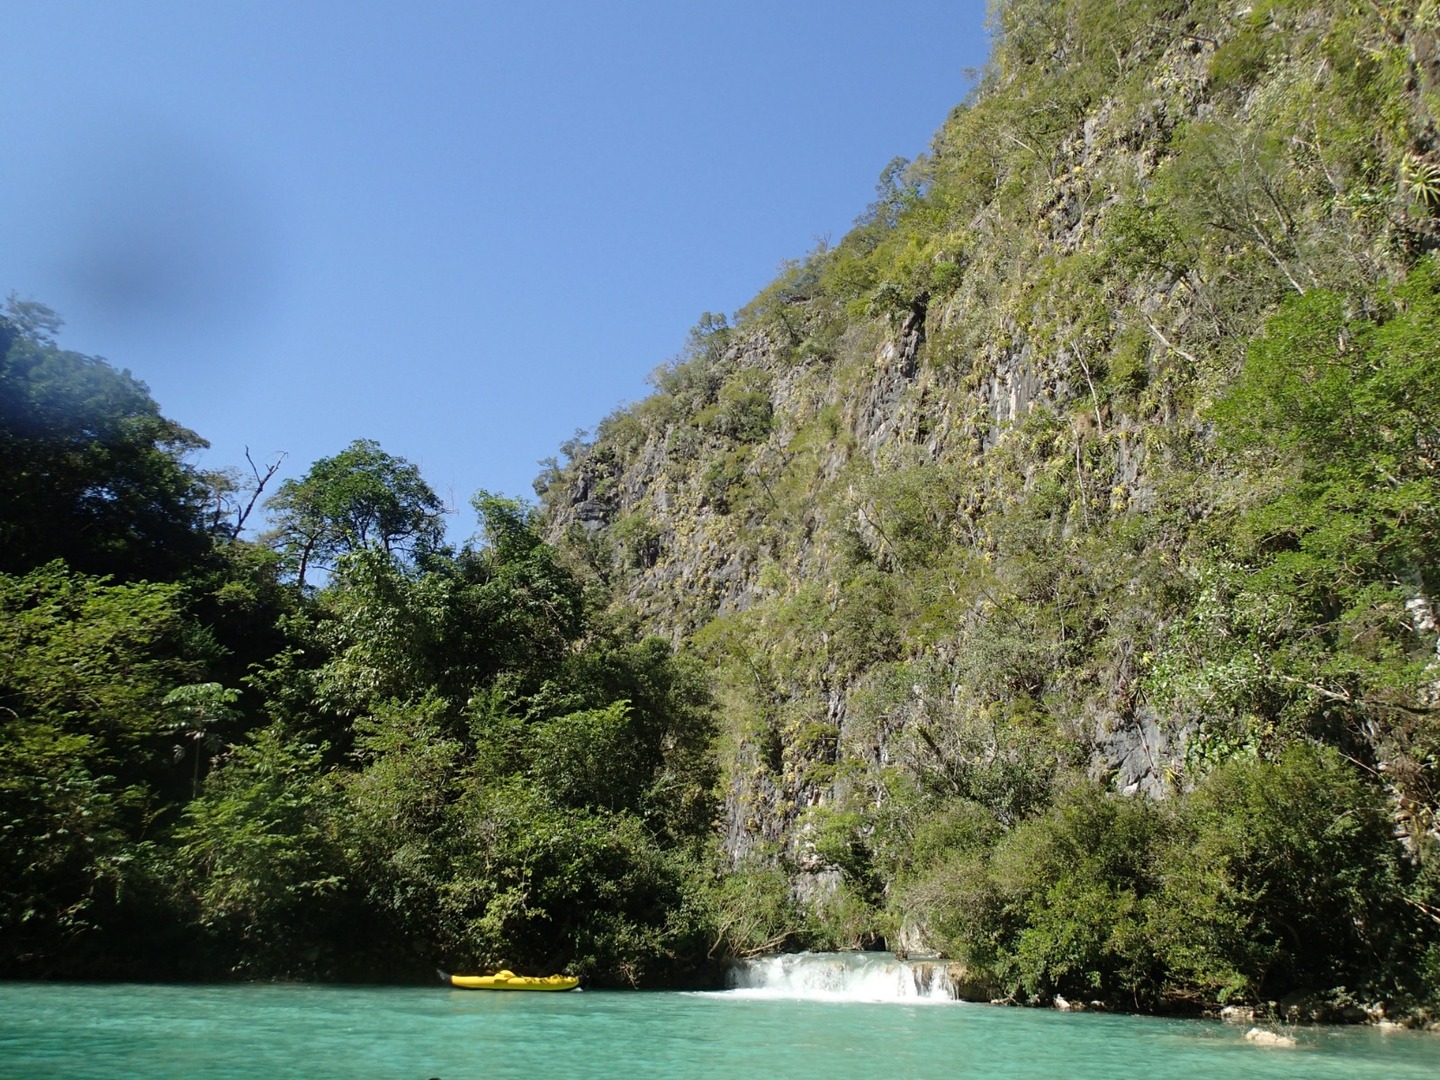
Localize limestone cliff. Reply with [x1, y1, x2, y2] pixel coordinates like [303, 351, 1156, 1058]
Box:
[541, 0, 1440, 946]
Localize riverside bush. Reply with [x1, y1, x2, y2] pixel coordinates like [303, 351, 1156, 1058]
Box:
[1152, 743, 1410, 1005]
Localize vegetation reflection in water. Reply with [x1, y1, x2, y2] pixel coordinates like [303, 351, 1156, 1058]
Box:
[2, 983, 1439, 1080]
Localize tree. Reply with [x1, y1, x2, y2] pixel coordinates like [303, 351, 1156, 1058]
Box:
[1170, 261, 1440, 765]
[171, 725, 350, 975]
[4, 292, 63, 344]
[200, 448, 286, 539]
[0, 563, 202, 971]
[262, 439, 445, 588]
[1153, 745, 1407, 1004]
[162, 682, 242, 799]
[0, 302, 212, 581]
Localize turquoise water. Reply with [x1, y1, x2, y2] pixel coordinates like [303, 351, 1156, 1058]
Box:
[2, 982, 1439, 1080]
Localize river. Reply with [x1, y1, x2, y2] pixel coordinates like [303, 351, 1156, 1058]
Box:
[3, 956, 1438, 1079]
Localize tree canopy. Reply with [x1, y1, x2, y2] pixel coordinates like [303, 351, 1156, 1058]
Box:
[0, 299, 212, 581]
[262, 438, 446, 588]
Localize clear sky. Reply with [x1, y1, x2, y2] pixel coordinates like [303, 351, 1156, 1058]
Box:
[1, 0, 991, 539]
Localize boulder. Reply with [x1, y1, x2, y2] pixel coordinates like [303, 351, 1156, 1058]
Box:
[1244, 1028, 1297, 1048]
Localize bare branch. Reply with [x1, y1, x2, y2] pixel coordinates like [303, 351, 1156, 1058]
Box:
[235, 448, 286, 535]
[1141, 313, 1202, 368]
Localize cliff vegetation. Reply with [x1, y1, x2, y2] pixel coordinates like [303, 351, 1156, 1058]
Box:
[539, 0, 1440, 1017]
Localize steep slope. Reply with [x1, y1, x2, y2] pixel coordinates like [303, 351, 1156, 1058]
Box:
[542, 0, 1440, 1010]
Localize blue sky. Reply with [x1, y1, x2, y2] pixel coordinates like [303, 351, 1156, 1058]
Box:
[1, 1, 990, 539]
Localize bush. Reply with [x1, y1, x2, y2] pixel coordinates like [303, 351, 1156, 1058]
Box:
[703, 860, 801, 960]
[1152, 743, 1407, 1004]
[986, 785, 1165, 1004]
[881, 785, 1162, 1003]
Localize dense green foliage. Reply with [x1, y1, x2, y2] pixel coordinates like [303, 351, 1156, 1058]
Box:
[0, 299, 212, 581]
[897, 746, 1414, 1011]
[0, 310, 720, 985]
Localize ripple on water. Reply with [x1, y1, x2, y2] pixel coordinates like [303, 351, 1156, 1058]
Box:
[2, 982, 1438, 1080]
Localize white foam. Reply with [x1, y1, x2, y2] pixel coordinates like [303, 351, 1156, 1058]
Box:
[720, 952, 962, 1003]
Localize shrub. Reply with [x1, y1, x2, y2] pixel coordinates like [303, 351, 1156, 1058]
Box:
[1152, 743, 1407, 1003]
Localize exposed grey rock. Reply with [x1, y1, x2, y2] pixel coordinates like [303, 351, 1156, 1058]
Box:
[1092, 707, 1194, 798]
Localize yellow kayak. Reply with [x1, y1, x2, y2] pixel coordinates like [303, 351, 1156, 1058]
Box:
[440, 968, 580, 991]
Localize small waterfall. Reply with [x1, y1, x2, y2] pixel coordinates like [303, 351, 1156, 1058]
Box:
[725, 952, 960, 1002]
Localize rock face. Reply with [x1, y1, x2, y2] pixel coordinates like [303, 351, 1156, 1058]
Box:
[1092, 708, 1194, 799]
[540, 0, 1438, 946]
[917, 961, 1001, 1004]
[547, 300, 1197, 876]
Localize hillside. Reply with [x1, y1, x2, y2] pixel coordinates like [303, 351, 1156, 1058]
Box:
[541, 0, 1440, 1014]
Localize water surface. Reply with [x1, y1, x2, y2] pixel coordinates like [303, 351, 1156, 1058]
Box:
[2, 981, 1437, 1079]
